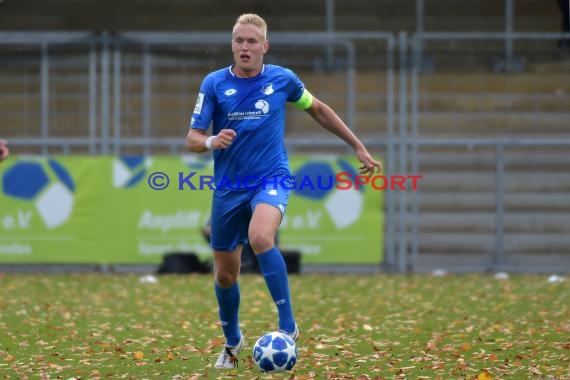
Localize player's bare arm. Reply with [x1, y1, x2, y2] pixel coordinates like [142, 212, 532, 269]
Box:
[186, 128, 236, 153]
[304, 98, 382, 175]
[0, 139, 10, 162]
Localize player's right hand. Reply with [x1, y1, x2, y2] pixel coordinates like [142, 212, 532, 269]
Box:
[0, 139, 9, 161]
[213, 129, 236, 150]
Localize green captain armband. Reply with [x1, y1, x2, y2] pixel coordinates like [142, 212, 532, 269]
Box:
[293, 89, 313, 110]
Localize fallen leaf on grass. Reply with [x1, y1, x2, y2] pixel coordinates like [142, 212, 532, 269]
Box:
[133, 351, 144, 360]
[426, 342, 438, 351]
[528, 366, 542, 376]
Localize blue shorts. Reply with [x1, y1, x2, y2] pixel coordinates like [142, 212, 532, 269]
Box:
[210, 178, 290, 252]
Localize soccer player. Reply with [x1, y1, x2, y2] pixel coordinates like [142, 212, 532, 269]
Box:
[186, 13, 381, 369]
[0, 139, 9, 162]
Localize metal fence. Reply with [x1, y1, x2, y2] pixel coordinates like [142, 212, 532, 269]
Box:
[395, 32, 570, 273]
[0, 31, 394, 152]
[1, 31, 569, 272]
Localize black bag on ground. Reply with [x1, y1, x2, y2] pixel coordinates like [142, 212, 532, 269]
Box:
[240, 245, 301, 274]
[241, 243, 260, 274]
[281, 250, 301, 274]
[157, 252, 211, 274]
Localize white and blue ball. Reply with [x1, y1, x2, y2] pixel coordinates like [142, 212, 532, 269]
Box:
[252, 331, 297, 372]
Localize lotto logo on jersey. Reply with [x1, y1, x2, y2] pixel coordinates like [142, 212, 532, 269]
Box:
[193, 93, 204, 114]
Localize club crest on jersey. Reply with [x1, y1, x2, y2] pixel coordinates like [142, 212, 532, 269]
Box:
[262, 83, 274, 95]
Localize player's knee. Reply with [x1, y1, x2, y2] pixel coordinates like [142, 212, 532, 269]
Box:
[215, 270, 238, 288]
[248, 232, 274, 254]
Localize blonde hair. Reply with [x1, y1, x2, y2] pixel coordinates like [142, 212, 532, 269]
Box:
[233, 13, 267, 39]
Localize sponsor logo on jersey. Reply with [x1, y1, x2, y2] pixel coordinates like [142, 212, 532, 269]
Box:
[193, 93, 204, 114]
[226, 100, 271, 121]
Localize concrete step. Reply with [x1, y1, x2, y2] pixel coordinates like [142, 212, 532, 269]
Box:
[416, 192, 570, 211]
[0, 0, 558, 33]
[418, 112, 569, 136]
[416, 151, 570, 171]
[416, 73, 570, 93]
[417, 232, 570, 254]
[420, 171, 570, 192]
[419, 93, 570, 113]
[0, 95, 41, 110]
[415, 212, 570, 233]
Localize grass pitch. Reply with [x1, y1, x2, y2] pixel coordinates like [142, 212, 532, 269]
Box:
[0, 273, 568, 379]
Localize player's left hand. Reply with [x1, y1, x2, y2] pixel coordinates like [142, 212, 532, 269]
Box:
[213, 129, 236, 150]
[356, 149, 382, 176]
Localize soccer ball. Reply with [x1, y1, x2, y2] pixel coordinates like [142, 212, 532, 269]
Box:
[292, 156, 364, 229]
[112, 155, 151, 188]
[252, 331, 297, 372]
[2, 158, 75, 228]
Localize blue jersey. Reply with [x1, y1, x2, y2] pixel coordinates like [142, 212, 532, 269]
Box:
[190, 64, 305, 189]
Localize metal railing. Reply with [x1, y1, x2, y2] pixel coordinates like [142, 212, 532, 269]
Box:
[392, 31, 570, 273]
[0, 31, 395, 154]
[385, 138, 570, 273]
[1, 31, 569, 272]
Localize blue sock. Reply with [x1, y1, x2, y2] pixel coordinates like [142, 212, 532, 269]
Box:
[256, 246, 296, 333]
[214, 282, 241, 347]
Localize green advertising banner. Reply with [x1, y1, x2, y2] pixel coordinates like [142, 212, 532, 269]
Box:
[280, 156, 383, 263]
[0, 155, 383, 264]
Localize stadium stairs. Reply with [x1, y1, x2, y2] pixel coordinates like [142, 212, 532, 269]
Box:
[0, 0, 561, 33]
[1, 0, 568, 272]
[2, 64, 568, 272]
[393, 66, 570, 272]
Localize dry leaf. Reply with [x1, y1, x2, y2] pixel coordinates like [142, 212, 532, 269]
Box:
[426, 341, 438, 351]
[133, 351, 144, 360]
